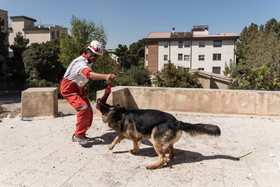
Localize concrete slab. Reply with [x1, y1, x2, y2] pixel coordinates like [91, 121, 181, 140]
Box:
[0, 112, 279, 186]
[21, 87, 58, 118]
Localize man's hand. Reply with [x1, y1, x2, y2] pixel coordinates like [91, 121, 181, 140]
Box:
[106, 74, 116, 82]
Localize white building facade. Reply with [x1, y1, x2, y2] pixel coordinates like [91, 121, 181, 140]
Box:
[145, 26, 239, 75]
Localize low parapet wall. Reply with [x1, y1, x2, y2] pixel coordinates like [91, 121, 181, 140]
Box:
[96, 86, 280, 116]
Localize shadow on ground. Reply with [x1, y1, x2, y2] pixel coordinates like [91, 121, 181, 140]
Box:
[82, 130, 239, 168]
[0, 91, 21, 104]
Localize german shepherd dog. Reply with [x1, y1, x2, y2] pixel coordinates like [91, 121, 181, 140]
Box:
[97, 100, 221, 169]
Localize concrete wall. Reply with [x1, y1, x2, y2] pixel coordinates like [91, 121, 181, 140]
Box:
[25, 31, 51, 44]
[197, 73, 230, 89]
[97, 86, 280, 116]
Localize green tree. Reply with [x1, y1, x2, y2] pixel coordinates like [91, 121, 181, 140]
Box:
[10, 32, 29, 61]
[115, 40, 145, 70]
[246, 32, 280, 74]
[235, 23, 259, 66]
[6, 32, 29, 82]
[228, 64, 280, 90]
[235, 18, 280, 70]
[22, 39, 63, 87]
[0, 31, 8, 58]
[59, 15, 107, 68]
[115, 44, 128, 57]
[115, 44, 128, 70]
[116, 65, 151, 86]
[109, 40, 151, 87]
[0, 18, 8, 58]
[125, 39, 145, 68]
[264, 18, 280, 37]
[230, 18, 280, 90]
[154, 61, 202, 88]
[0, 18, 8, 78]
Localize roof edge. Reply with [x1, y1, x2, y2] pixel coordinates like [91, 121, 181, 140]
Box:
[10, 16, 36, 22]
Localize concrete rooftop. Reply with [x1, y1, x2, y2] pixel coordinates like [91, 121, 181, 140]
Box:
[0, 104, 280, 186]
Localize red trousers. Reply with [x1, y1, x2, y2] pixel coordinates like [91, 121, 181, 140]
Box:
[60, 79, 93, 137]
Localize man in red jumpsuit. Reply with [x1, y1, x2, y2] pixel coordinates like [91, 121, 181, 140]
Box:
[60, 40, 115, 146]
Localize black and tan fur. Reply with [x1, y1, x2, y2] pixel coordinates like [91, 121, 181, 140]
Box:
[97, 100, 221, 169]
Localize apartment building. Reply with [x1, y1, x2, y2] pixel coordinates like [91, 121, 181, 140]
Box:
[8, 16, 67, 53]
[144, 25, 239, 75]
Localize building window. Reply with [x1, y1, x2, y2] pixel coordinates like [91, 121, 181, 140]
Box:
[51, 31, 55, 39]
[213, 54, 221, 61]
[178, 54, 183, 61]
[199, 41, 205, 47]
[184, 55, 190, 61]
[212, 67, 221, 74]
[164, 55, 168, 61]
[184, 42, 190, 47]
[178, 41, 183, 48]
[0, 18, 4, 26]
[164, 42, 168, 48]
[198, 68, 204, 71]
[213, 40, 222, 47]
[198, 55, 205, 61]
[0, 18, 4, 32]
[57, 31, 59, 38]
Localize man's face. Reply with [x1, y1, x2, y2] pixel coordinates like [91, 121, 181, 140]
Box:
[87, 50, 101, 63]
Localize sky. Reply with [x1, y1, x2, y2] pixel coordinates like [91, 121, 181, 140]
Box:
[1, 0, 280, 49]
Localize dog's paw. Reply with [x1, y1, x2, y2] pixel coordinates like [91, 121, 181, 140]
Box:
[129, 150, 137, 154]
[146, 165, 155, 170]
[165, 153, 176, 159]
[108, 146, 113, 150]
[146, 165, 162, 170]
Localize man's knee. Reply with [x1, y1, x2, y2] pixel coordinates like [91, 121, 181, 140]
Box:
[77, 106, 93, 120]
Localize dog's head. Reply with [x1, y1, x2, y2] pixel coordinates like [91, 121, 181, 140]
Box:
[97, 98, 121, 123]
[97, 98, 112, 115]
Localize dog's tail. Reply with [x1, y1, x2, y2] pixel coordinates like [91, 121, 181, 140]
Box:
[179, 121, 221, 136]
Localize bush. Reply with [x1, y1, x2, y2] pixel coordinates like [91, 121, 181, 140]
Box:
[116, 66, 151, 86]
[154, 61, 202, 88]
[228, 64, 280, 90]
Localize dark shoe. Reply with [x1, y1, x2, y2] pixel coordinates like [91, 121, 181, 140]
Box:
[72, 134, 89, 145]
[78, 136, 89, 146]
[72, 134, 78, 142]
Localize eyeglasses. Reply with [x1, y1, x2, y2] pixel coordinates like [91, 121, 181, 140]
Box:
[90, 52, 101, 58]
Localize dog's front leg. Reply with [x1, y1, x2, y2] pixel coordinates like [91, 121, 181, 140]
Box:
[129, 140, 141, 154]
[109, 135, 125, 150]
